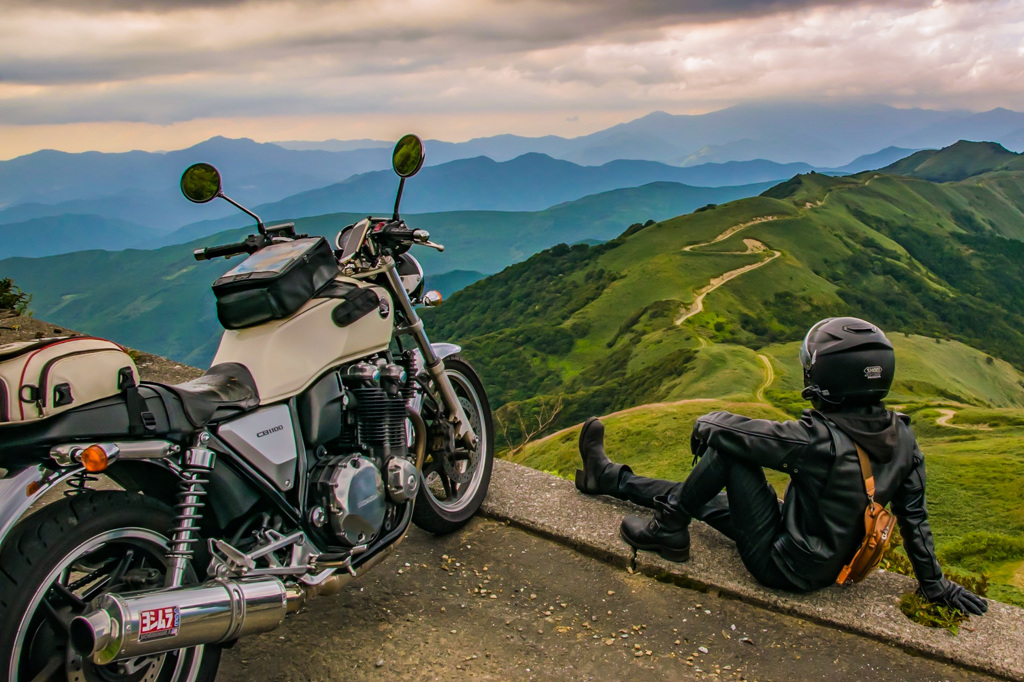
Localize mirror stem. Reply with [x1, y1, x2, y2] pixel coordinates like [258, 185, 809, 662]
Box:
[220, 192, 266, 235]
[392, 177, 406, 222]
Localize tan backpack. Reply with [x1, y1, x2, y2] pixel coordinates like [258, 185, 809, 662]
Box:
[836, 442, 898, 585]
[0, 337, 140, 423]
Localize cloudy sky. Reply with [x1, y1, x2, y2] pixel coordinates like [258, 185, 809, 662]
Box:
[1, 0, 1022, 158]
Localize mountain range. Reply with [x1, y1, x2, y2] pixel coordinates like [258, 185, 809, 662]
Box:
[278, 102, 1024, 167]
[7, 99, 1024, 260]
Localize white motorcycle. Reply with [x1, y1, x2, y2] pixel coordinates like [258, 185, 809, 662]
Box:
[0, 135, 493, 681]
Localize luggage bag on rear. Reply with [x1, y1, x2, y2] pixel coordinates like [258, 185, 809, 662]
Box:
[0, 337, 140, 423]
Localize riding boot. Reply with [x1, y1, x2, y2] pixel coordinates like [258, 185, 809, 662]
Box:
[619, 494, 691, 562]
[575, 417, 632, 496]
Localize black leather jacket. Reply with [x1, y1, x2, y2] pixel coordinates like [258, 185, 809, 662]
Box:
[691, 405, 943, 592]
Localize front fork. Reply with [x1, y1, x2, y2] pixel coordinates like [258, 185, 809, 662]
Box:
[381, 257, 479, 450]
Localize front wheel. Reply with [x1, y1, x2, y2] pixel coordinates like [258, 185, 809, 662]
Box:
[0, 491, 221, 682]
[413, 355, 494, 534]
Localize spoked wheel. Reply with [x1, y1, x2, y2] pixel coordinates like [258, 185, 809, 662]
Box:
[0, 492, 220, 682]
[413, 355, 494, 534]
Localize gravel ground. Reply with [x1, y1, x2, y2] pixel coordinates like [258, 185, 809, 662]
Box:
[219, 518, 994, 682]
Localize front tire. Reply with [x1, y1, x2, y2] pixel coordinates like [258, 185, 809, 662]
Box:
[0, 491, 221, 682]
[413, 355, 494, 534]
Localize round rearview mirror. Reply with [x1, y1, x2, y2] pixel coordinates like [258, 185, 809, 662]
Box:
[392, 134, 425, 178]
[180, 162, 222, 203]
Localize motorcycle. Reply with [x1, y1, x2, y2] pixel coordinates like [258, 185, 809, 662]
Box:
[0, 135, 493, 681]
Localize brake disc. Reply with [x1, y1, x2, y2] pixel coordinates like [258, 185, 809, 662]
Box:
[441, 396, 480, 485]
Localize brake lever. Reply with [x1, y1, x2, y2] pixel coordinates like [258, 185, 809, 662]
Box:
[411, 229, 445, 252]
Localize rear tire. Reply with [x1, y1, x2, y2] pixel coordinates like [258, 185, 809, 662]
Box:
[0, 491, 221, 682]
[413, 356, 494, 534]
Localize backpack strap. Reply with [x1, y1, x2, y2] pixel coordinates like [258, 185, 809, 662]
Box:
[853, 442, 876, 503]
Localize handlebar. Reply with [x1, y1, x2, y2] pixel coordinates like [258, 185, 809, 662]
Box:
[368, 220, 444, 252]
[193, 241, 250, 261]
[193, 232, 275, 261]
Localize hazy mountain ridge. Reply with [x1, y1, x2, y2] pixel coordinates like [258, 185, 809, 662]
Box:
[277, 102, 1023, 167]
[0, 214, 158, 258]
[0, 137, 392, 232]
[4, 99, 1018, 252]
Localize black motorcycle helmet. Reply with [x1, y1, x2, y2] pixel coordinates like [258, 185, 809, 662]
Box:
[799, 317, 895, 408]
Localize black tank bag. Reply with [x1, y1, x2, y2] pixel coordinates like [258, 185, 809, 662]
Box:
[212, 237, 339, 330]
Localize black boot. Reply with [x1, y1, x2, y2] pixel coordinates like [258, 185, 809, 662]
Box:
[575, 417, 631, 496]
[620, 495, 691, 562]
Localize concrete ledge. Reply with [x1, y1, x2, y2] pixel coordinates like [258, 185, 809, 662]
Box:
[482, 459, 1024, 681]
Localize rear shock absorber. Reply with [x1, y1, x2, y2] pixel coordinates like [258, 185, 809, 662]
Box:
[166, 431, 216, 587]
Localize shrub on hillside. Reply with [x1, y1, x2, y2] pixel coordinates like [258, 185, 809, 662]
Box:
[0, 278, 31, 317]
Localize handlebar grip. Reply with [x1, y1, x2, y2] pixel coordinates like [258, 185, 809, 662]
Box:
[194, 242, 247, 261]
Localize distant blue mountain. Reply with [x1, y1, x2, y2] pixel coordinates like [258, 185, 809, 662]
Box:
[160, 154, 786, 245]
[0, 137, 391, 231]
[281, 103, 1023, 169]
[0, 214, 157, 258]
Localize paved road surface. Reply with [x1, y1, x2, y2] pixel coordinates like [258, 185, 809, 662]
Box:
[219, 518, 993, 681]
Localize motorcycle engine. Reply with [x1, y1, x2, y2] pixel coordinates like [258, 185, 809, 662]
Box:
[312, 358, 419, 547]
[317, 455, 385, 545]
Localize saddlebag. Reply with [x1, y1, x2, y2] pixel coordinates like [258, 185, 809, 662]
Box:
[0, 337, 141, 423]
[212, 236, 339, 330]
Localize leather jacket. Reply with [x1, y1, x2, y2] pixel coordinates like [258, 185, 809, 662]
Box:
[691, 405, 944, 592]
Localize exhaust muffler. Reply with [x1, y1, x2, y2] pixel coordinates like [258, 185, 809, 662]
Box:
[70, 577, 290, 665]
[70, 544, 397, 665]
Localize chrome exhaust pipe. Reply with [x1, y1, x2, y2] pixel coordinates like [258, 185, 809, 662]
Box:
[70, 577, 289, 665]
[70, 544, 401, 665]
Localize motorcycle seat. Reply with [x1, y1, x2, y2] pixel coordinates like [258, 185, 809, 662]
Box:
[158, 363, 260, 428]
[0, 364, 260, 466]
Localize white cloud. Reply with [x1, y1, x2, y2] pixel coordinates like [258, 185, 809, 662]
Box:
[0, 0, 1021, 153]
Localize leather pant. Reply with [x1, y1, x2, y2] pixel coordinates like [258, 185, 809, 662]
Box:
[616, 447, 799, 591]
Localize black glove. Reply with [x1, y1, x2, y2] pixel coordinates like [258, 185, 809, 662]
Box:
[919, 578, 988, 616]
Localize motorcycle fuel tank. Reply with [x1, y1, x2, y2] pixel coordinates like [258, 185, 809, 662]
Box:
[212, 278, 393, 404]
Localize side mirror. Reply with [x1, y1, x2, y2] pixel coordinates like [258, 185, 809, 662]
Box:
[180, 163, 222, 203]
[392, 134, 425, 178]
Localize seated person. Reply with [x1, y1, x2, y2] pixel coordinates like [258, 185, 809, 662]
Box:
[575, 317, 986, 614]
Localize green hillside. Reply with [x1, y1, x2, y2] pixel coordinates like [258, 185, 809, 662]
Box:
[881, 140, 1024, 182]
[428, 158, 1024, 417]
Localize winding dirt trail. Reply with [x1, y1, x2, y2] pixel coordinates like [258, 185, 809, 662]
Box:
[681, 215, 778, 252]
[934, 408, 991, 430]
[675, 237, 781, 325]
[755, 354, 775, 402]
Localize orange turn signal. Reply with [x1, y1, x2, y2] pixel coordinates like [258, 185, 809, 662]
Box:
[422, 290, 443, 307]
[79, 444, 118, 473]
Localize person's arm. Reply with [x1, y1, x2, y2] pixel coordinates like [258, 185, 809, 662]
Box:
[890, 444, 987, 615]
[690, 411, 813, 473]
